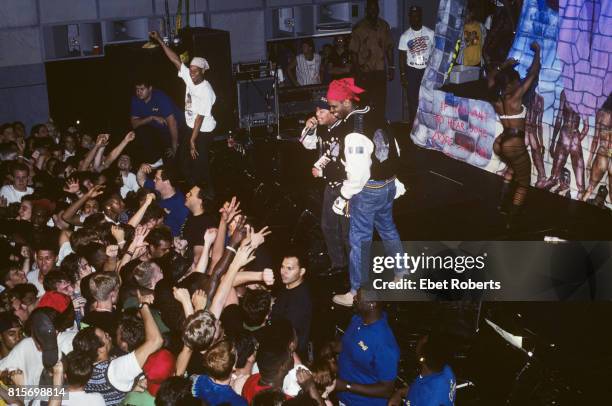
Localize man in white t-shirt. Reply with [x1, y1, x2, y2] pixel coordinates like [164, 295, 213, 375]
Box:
[150, 31, 216, 192]
[0, 162, 33, 205]
[398, 5, 435, 126]
[117, 154, 140, 198]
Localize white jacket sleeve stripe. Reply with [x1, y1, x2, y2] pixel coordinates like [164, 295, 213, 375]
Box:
[340, 132, 373, 200]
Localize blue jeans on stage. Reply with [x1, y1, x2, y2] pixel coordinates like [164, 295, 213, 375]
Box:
[348, 179, 403, 294]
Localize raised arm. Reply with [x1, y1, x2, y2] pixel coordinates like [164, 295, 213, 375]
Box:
[209, 244, 255, 319]
[100, 131, 136, 170]
[136, 163, 153, 187]
[79, 134, 108, 171]
[127, 192, 155, 228]
[61, 184, 105, 225]
[133, 294, 164, 367]
[202, 217, 246, 300]
[517, 42, 541, 97]
[211, 198, 241, 269]
[149, 31, 182, 70]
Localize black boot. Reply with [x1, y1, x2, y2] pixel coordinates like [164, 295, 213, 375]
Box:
[497, 181, 514, 214]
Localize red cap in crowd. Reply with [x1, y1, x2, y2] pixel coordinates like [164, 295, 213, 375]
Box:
[37, 291, 71, 313]
[143, 349, 176, 396]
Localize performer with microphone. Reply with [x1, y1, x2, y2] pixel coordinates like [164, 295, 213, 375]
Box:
[300, 98, 349, 275]
[149, 31, 216, 194]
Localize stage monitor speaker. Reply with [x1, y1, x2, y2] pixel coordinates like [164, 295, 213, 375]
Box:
[236, 77, 277, 129]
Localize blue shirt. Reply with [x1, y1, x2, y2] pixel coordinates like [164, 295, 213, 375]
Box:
[192, 374, 247, 406]
[405, 365, 456, 406]
[130, 89, 183, 131]
[337, 313, 400, 406]
[144, 179, 189, 236]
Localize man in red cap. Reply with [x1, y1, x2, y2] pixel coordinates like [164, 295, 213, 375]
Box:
[324, 79, 406, 307]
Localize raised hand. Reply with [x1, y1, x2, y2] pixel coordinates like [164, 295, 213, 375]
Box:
[111, 225, 125, 244]
[105, 244, 119, 258]
[530, 41, 540, 53]
[203, 228, 217, 245]
[63, 178, 80, 194]
[191, 289, 207, 311]
[250, 226, 271, 249]
[220, 196, 241, 223]
[131, 225, 150, 249]
[139, 163, 153, 175]
[296, 367, 315, 388]
[262, 268, 275, 286]
[240, 225, 253, 248]
[149, 31, 161, 43]
[144, 193, 156, 205]
[172, 287, 191, 304]
[305, 116, 318, 129]
[229, 216, 248, 247]
[233, 244, 256, 269]
[86, 184, 105, 198]
[125, 131, 136, 142]
[96, 134, 110, 147]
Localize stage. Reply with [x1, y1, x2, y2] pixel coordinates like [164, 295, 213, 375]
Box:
[208, 122, 612, 404]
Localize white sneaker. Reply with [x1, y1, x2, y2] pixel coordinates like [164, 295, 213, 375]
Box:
[332, 292, 355, 307]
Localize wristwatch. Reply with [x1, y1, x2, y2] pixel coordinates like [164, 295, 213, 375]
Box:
[138, 302, 149, 310]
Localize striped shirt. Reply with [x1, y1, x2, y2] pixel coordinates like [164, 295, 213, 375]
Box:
[296, 54, 321, 86]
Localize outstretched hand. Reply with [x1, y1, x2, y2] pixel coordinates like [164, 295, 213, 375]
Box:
[530, 41, 541, 53]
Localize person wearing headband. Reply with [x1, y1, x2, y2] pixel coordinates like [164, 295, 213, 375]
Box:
[325, 79, 405, 307]
[148, 31, 217, 195]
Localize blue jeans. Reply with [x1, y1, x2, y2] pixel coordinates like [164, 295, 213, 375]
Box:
[348, 179, 403, 293]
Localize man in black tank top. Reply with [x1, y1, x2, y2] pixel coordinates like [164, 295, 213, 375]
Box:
[324, 79, 406, 307]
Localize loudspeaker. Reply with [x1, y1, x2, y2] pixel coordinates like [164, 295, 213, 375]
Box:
[180, 27, 235, 132]
[236, 77, 277, 129]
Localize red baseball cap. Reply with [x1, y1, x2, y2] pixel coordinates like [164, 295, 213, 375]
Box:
[37, 291, 71, 314]
[143, 349, 176, 396]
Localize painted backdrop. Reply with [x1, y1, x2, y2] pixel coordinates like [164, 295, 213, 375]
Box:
[411, 0, 612, 206]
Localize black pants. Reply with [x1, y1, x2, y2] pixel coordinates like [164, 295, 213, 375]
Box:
[356, 70, 387, 124]
[321, 184, 350, 269]
[405, 66, 426, 125]
[179, 131, 213, 193]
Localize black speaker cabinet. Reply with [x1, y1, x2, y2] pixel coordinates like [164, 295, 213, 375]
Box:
[236, 77, 277, 129]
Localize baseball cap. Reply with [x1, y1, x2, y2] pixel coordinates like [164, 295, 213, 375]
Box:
[314, 96, 329, 110]
[37, 291, 71, 314]
[143, 349, 176, 396]
[29, 309, 58, 369]
[190, 57, 210, 71]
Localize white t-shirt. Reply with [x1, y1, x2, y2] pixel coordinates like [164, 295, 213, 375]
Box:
[0, 185, 33, 204]
[27, 268, 45, 297]
[398, 26, 435, 69]
[107, 351, 143, 392]
[61, 390, 105, 406]
[178, 64, 217, 132]
[0, 331, 77, 387]
[296, 54, 321, 86]
[120, 172, 140, 198]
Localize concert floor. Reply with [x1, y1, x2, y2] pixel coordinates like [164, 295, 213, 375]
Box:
[210, 122, 612, 404]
